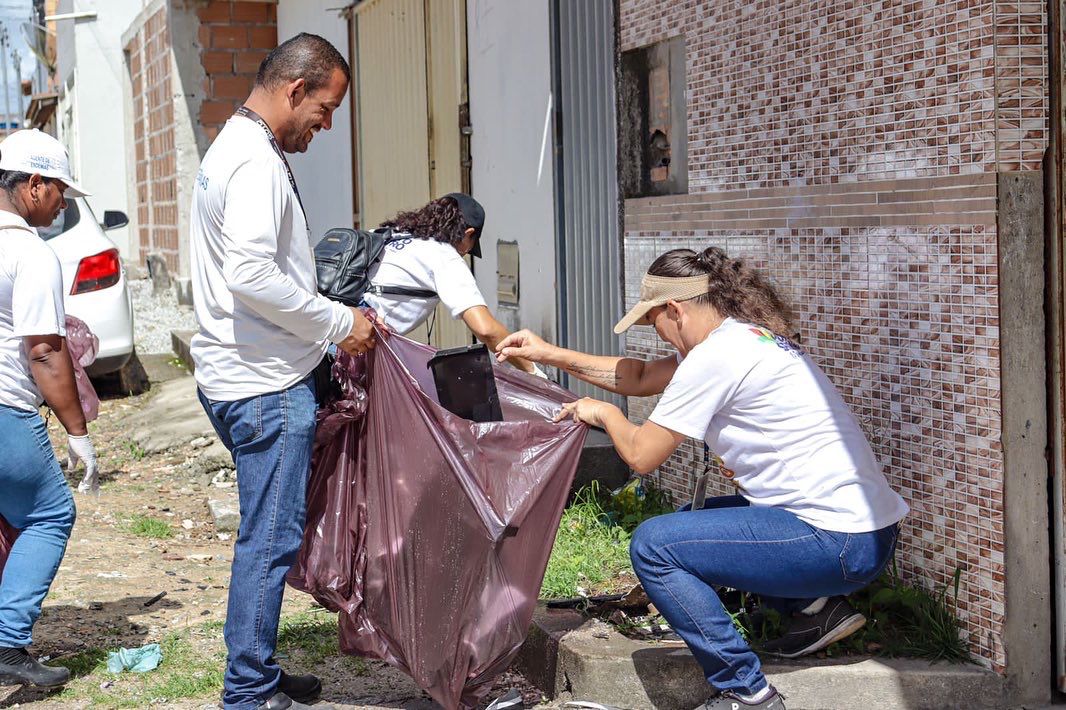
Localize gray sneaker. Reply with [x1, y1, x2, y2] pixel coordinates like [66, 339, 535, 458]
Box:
[698, 686, 785, 709]
[761, 596, 866, 658]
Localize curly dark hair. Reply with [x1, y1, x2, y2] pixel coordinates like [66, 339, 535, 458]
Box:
[379, 196, 468, 247]
[647, 247, 796, 338]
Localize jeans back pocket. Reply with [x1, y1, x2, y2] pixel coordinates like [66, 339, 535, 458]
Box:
[839, 523, 899, 584]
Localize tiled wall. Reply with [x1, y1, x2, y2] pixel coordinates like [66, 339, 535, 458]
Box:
[618, 0, 1048, 670]
[126, 7, 179, 273]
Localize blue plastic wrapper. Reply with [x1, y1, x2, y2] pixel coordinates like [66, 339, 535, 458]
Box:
[106, 643, 162, 673]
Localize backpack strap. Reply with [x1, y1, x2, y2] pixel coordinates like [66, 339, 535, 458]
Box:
[366, 284, 438, 299]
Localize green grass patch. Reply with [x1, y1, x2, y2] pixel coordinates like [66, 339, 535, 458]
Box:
[124, 514, 173, 539]
[541, 481, 665, 600]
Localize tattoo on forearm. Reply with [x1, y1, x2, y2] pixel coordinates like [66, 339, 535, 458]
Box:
[565, 362, 620, 386]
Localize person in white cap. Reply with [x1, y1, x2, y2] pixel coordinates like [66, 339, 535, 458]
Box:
[0, 128, 96, 688]
[496, 247, 908, 710]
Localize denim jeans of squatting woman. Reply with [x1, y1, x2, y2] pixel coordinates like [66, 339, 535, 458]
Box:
[198, 375, 318, 710]
[0, 405, 77, 649]
[629, 494, 899, 696]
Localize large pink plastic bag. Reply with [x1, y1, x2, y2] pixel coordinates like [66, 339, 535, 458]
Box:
[64, 315, 100, 422]
[0, 515, 16, 583]
[288, 331, 587, 709]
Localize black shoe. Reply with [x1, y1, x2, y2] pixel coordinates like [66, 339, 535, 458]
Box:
[220, 672, 324, 707]
[761, 596, 866, 658]
[0, 647, 71, 687]
[279, 670, 321, 703]
[257, 691, 334, 709]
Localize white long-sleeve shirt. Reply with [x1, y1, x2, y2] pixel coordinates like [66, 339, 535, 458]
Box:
[190, 115, 353, 401]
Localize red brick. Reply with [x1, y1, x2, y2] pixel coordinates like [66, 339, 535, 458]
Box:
[200, 99, 236, 124]
[234, 49, 270, 74]
[201, 50, 233, 74]
[248, 26, 277, 49]
[211, 26, 248, 50]
[231, 2, 273, 23]
[198, 25, 211, 47]
[196, 1, 230, 22]
[212, 74, 254, 100]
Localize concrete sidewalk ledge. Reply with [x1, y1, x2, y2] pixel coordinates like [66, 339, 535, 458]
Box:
[515, 605, 1006, 710]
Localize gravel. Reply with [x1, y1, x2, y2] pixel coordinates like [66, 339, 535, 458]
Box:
[129, 278, 198, 355]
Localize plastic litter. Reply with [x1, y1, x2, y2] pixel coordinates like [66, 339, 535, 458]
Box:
[484, 688, 524, 710]
[288, 328, 587, 709]
[64, 315, 100, 423]
[106, 643, 162, 673]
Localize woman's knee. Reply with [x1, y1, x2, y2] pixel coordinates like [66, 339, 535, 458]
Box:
[629, 515, 672, 573]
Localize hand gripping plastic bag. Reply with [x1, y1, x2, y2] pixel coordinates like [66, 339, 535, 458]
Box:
[288, 330, 587, 709]
[64, 314, 100, 422]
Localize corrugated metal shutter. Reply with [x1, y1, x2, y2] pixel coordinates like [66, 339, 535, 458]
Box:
[424, 0, 473, 349]
[353, 0, 472, 349]
[354, 0, 430, 228]
[552, 0, 624, 405]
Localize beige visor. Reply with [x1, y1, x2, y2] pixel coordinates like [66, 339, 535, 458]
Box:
[613, 274, 709, 333]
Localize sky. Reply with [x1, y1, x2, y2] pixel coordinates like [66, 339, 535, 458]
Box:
[0, 0, 37, 128]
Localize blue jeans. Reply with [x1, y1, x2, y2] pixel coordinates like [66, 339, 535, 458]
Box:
[0, 405, 76, 649]
[198, 376, 318, 710]
[629, 495, 898, 695]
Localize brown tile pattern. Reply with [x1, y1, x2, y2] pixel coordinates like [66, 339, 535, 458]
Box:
[125, 8, 179, 273]
[625, 174, 998, 230]
[618, 0, 1042, 190]
[994, 1, 1049, 170]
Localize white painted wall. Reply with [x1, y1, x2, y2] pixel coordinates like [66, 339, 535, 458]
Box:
[276, 1, 355, 241]
[57, 0, 145, 261]
[466, 0, 557, 341]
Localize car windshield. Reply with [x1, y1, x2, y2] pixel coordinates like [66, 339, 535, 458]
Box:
[37, 199, 82, 241]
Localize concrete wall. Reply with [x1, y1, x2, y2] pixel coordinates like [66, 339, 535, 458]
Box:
[276, 0, 354, 241]
[66, 0, 144, 260]
[466, 0, 557, 340]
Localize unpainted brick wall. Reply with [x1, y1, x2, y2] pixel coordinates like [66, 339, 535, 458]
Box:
[196, 1, 278, 141]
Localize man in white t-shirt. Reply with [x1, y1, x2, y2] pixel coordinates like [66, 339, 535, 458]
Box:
[190, 34, 371, 710]
[0, 129, 97, 689]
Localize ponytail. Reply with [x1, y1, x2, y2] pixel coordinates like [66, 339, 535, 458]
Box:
[646, 247, 796, 338]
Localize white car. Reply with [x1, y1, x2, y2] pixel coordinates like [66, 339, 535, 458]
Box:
[39, 198, 135, 376]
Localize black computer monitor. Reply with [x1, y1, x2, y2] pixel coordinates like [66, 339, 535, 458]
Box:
[426, 344, 504, 423]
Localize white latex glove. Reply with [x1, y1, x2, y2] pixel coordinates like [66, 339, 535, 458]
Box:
[530, 364, 549, 380]
[67, 434, 99, 494]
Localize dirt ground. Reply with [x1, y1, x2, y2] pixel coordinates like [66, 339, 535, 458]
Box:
[0, 357, 545, 709]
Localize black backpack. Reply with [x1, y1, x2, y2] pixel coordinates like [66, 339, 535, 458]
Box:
[314, 227, 436, 307]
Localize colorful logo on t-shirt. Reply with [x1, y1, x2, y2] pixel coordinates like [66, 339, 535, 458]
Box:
[749, 326, 802, 356]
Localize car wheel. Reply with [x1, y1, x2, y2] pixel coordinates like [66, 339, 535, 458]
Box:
[115, 348, 150, 396]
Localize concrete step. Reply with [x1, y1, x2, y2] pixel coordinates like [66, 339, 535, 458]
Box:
[514, 604, 1007, 710]
[171, 329, 196, 373]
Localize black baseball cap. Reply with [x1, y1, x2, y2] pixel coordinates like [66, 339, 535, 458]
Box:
[444, 192, 485, 258]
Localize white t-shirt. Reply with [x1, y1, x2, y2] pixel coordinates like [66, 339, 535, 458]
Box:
[0, 212, 66, 412]
[649, 317, 908, 533]
[362, 235, 486, 335]
[190, 115, 354, 401]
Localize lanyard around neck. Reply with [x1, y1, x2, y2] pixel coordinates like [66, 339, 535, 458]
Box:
[233, 106, 306, 218]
